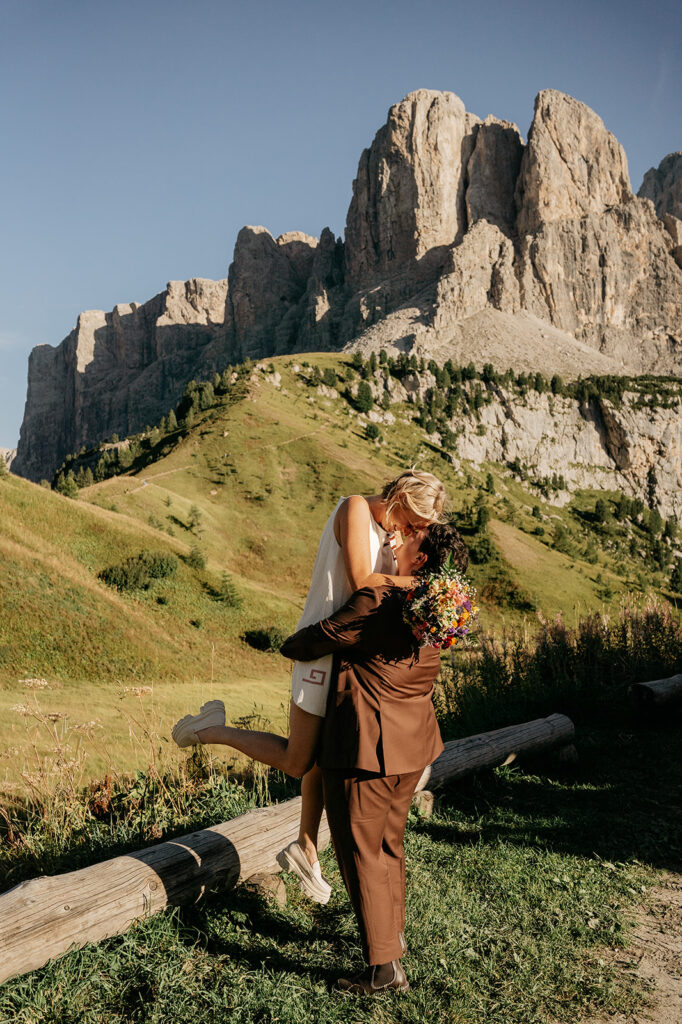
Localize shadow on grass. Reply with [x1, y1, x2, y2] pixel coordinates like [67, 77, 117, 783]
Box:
[177, 886, 345, 987]
[422, 714, 682, 872]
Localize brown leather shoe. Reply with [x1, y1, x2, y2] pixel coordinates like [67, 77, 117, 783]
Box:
[338, 960, 409, 994]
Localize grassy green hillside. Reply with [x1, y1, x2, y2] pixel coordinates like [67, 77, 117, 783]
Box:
[2, 352, 678, 794]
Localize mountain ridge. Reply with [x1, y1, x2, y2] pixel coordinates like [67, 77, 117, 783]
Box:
[12, 88, 682, 482]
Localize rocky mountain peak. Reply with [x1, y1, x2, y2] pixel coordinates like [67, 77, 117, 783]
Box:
[638, 151, 682, 220]
[344, 89, 479, 285]
[516, 89, 631, 235]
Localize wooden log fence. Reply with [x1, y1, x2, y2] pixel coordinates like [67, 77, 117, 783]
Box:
[0, 712, 574, 986]
[630, 673, 682, 708]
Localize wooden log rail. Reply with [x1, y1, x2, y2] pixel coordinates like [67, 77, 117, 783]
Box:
[0, 713, 574, 986]
[630, 673, 682, 707]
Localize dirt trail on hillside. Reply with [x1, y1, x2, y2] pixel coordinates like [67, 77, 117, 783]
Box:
[587, 873, 682, 1024]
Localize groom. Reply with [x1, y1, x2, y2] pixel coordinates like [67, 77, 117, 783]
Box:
[280, 521, 468, 994]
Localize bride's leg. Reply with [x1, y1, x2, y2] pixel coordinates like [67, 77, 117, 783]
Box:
[298, 763, 325, 866]
[196, 700, 322, 779]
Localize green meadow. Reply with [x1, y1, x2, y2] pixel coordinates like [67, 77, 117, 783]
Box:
[1, 354, 679, 796]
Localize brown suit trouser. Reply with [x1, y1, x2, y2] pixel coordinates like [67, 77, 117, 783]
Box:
[322, 768, 423, 965]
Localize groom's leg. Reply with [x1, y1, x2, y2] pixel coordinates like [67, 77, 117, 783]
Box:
[382, 770, 423, 943]
[323, 770, 403, 965]
[196, 701, 322, 778]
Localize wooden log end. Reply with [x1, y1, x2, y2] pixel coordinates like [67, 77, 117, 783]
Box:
[412, 790, 438, 818]
[242, 872, 287, 908]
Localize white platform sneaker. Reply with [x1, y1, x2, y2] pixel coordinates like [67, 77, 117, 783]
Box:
[276, 841, 332, 904]
[171, 700, 226, 748]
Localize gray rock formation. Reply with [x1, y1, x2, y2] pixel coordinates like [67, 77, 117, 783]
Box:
[225, 227, 317, 358]
[452, 386, 682, 522]
[344, 90, 479, 285]
[513, 94, 682, 365]
[14, 89, 682, 482]
[13, 279, 227, 482]
[638, 152, 682, 268]
[301, 367, 682, 521]
[639, 152, 682, 220]
[0, 448, 16, 471]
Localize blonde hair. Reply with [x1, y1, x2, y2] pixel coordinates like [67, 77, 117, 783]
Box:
[381, 469, 450, 526]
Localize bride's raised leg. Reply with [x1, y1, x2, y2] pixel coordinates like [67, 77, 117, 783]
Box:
[195, 700, 322, 779]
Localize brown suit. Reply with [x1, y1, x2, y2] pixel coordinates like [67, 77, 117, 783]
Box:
[281, 585, 444, 964]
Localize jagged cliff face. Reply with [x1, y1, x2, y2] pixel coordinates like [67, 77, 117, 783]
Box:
[14, 89, 682, 482]
[459, 390, 682, 522]
[346, 367, 682, 520]
[13, 279, 227, 482]
[638, 151, 682, 270]
[639, 152, 682, 220]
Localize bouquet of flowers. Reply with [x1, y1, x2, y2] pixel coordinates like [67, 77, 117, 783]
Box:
[402, 555, 478, 649]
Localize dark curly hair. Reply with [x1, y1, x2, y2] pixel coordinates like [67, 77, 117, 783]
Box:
[418, 522, 469, 574]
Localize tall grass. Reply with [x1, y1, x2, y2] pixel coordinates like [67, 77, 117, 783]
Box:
[0, 688, 290, 891]
[438, 599, 682, 738]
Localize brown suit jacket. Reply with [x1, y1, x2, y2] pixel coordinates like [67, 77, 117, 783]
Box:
[280, 585, 444, 776]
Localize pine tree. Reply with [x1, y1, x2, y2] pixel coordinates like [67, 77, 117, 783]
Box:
[218, 572, 242, 607]
[188, 504, 202, 533]
[476, 505, 490, 529]
[167, 409, 178, 431]
[57, 471, 79, 499]
[356, 381, 373, 413]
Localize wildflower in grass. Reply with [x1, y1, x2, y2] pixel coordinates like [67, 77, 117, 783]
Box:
[19, 678, 50, 689]
[10, 704, 32, 716]
[123, 686, 153, 697]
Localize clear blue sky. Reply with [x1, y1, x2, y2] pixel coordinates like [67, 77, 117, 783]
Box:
[1, 0, 680, 446]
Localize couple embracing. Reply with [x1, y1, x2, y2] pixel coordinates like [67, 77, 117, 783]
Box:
[172, 470, 470, 994]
